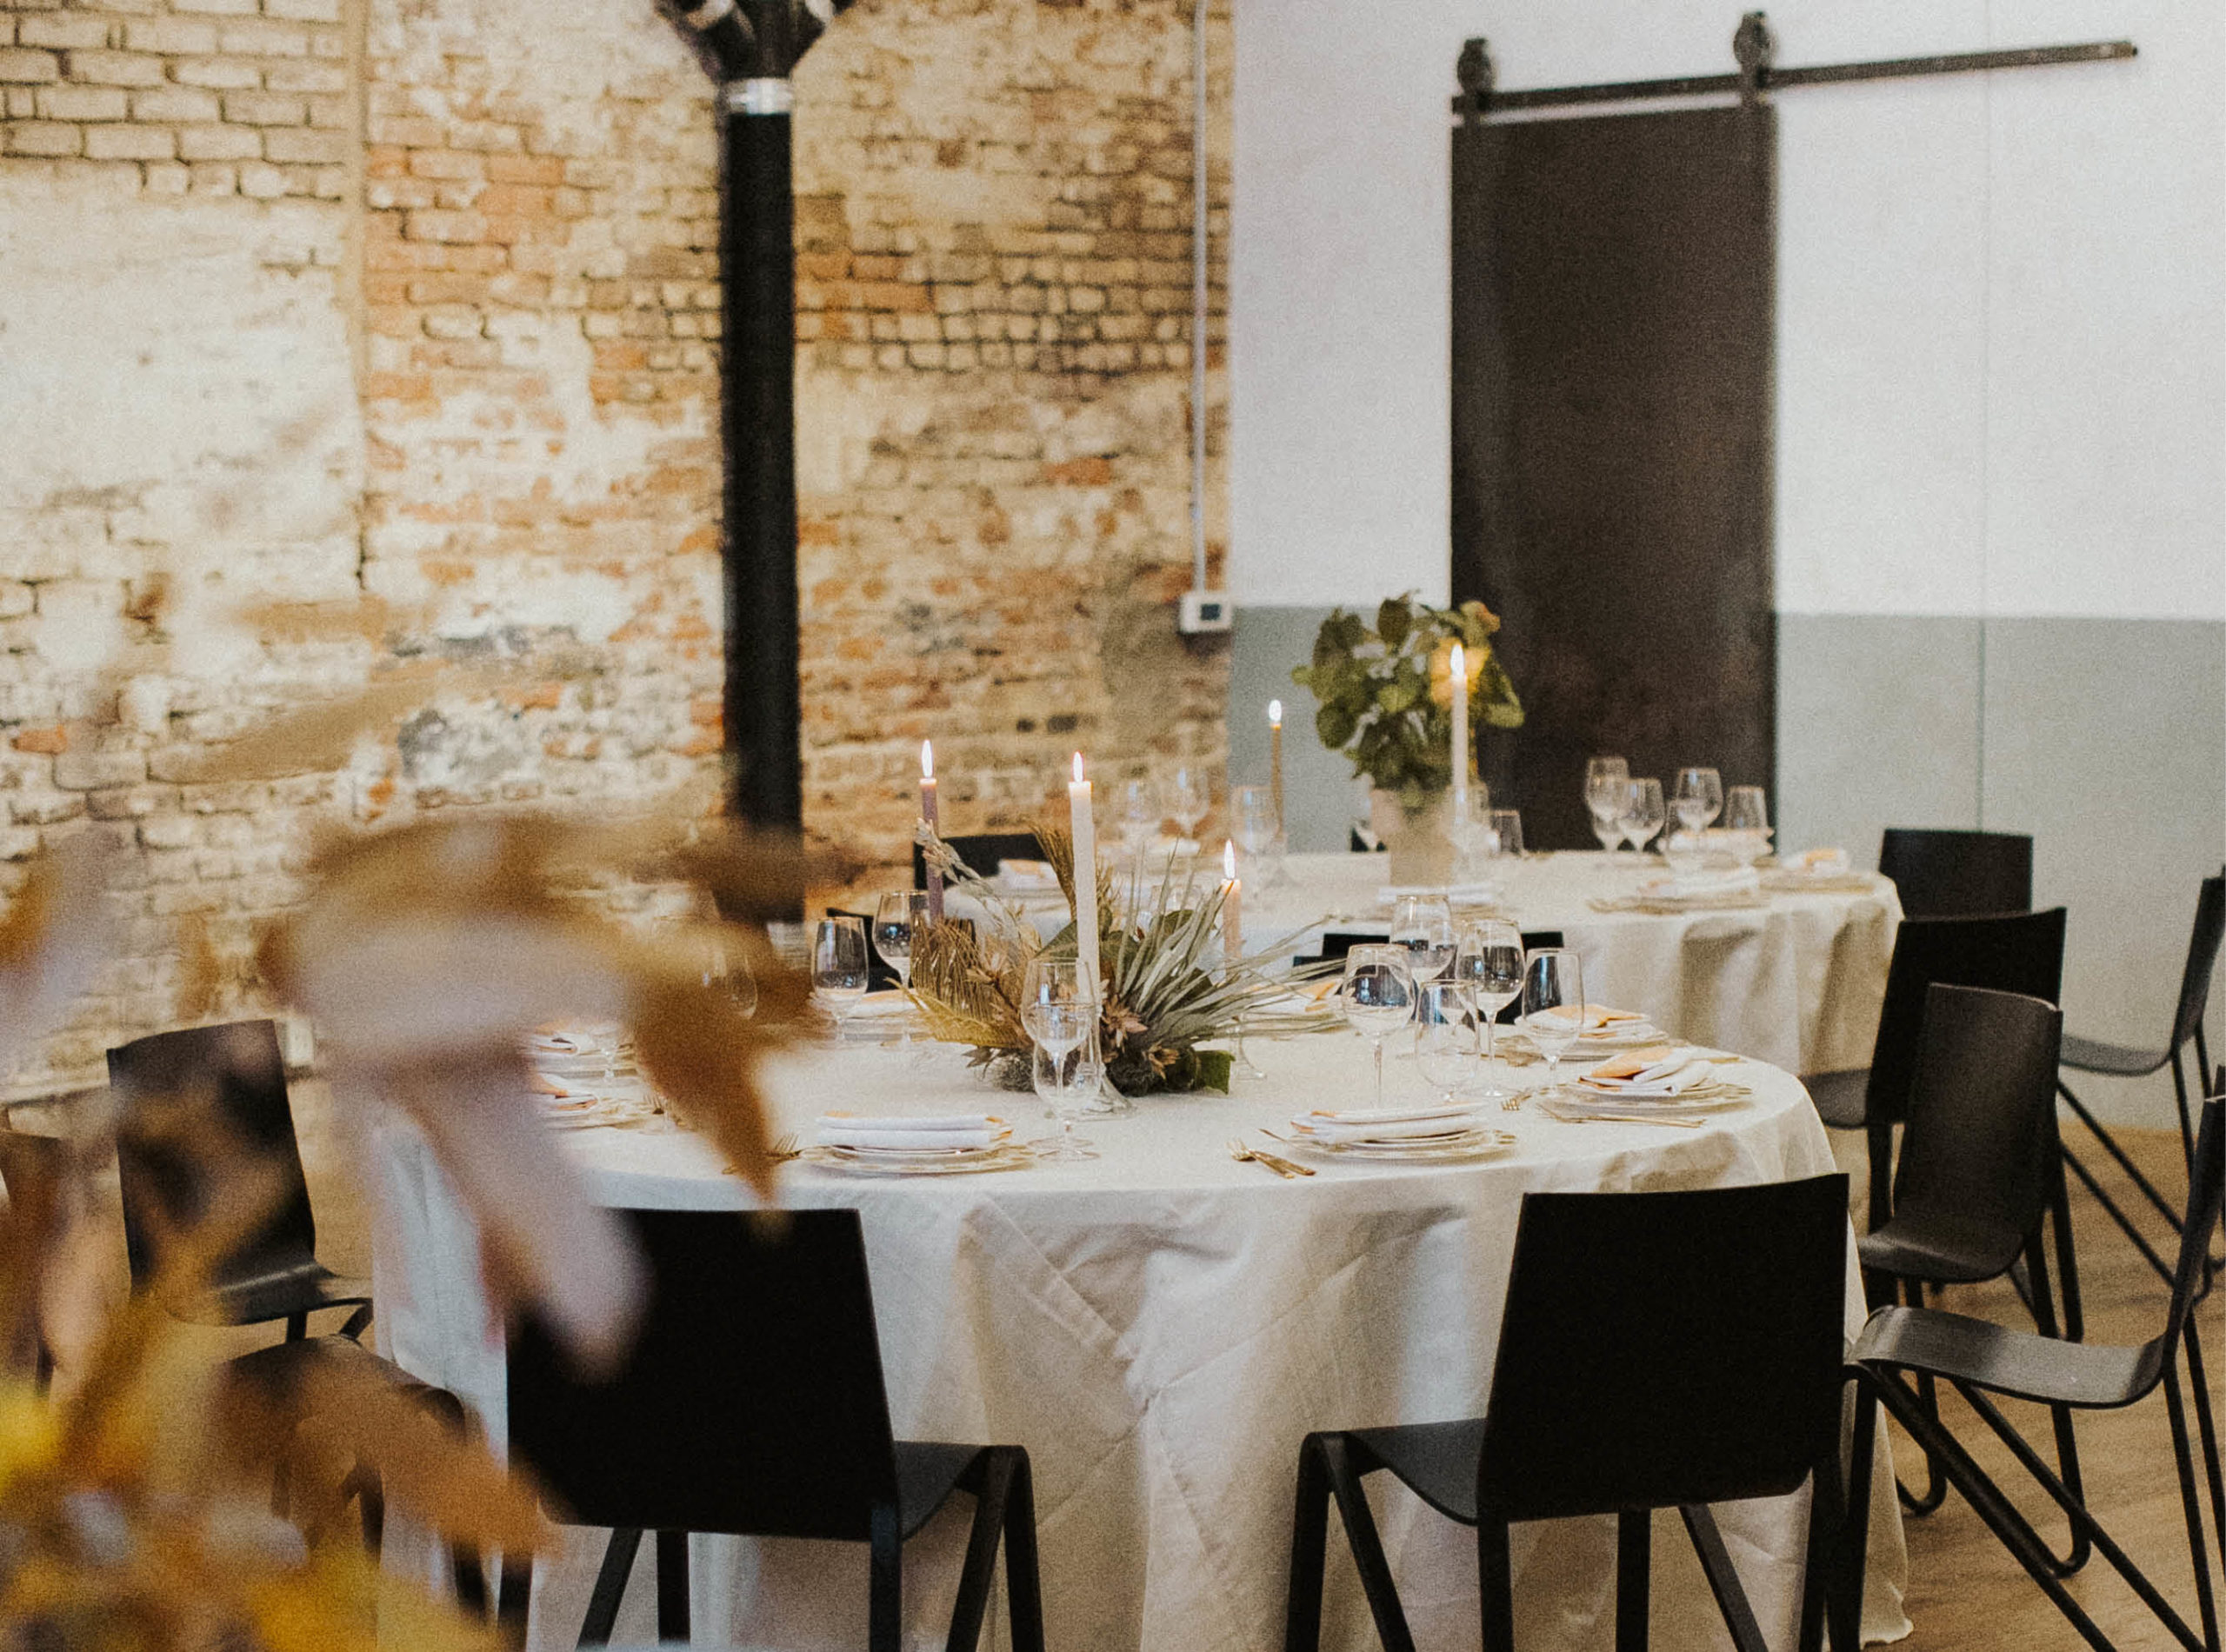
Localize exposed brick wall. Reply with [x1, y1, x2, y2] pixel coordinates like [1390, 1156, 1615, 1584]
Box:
[0, 0, 1230, 1090]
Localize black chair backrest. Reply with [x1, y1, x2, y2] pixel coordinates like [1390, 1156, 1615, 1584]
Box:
[1889, 984, 2063, 1246]
[1477, 1175, 1848, 1520]
[107, 1021, 317, 1294]
[2169, 873, 2225, 1050]
[508, 1207, 900, 1541]
[1863, 909, 2066, 1129]
[1878, 828, 2033, 918]
[912, 832, 1042, 891]
[1316, 928, 1563, 964]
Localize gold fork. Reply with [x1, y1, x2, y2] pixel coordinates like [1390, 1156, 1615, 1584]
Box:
[768, 1133, 802, 1162]
[1229, 1137, 1311, 1178]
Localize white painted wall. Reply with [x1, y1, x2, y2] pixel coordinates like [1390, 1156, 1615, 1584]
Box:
[1230, 0, 2226, 622]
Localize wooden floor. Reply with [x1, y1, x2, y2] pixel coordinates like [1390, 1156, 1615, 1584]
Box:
[1864, 1121, 2223, 1651]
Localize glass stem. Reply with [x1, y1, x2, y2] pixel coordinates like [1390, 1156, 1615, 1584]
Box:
[1483, 1013, 1496, 1063]
[1373, 1037, 1386, 1108]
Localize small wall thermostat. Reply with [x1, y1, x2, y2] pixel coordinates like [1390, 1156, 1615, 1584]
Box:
[1178, 590, 1234, 634]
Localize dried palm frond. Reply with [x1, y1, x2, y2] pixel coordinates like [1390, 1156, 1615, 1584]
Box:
[908, 919, 1027, 1049]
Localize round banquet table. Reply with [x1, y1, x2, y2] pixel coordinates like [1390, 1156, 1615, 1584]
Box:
[957, 850, 1899, 1079]
[373, 1029, 1912, 1652]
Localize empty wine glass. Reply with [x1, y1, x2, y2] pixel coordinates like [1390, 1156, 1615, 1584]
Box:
[1453, 917, 1524, 1104]
[1488, 809, 1523, 858]
[1341, 944, 1416, 1109]
[700, 929, 759, 1021]
[872, 890, 930, 1051]
[1519, 947, 1585, 1104]
[1389, 895, 1456, 981]
[1414, 981, 1477, 1104]
[1672, 767, 1723, 834]
[1022, 956, 1098, 1160]
[812, 915, 870, 1030]
[1584, 756, 1630, 850]
[1448, 784, 1495, 878]
[1117, 775, 1161, 863]
[1619, 777, 1666, 853]
[1724, 784, 1769, 832]
[1232, 783, 1278, 870]
[1166, 765, 1210, 845]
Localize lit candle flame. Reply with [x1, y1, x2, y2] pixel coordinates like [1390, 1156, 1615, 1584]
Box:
[1450, 642, 1465, 678]
[1072, 751, 1086, 785]
[1223, 840, 1237, 881]
[1268, 699, 1282, 727]
[920, 738, 934, 782]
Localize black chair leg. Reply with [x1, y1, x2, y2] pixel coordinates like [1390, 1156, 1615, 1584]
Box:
[1284, 1436, 1333, 1652]
[1001, 1449, 1045, 1652]
[496, 1552, 533, 1648]
[2188, 1322, 2226, 1585]
[1680, 1505, 1769, 1652]
[2174, 1049, 2199, 1178]
[1893, 1278, 1949, 1518]
[946, 1451, 1010, 1652]
[1616, 1509, 1650, 1652]
[654, 1530, 689, 1646]
[869, 1500, 903, 1652]
[285, 1310, 307, 1342]
[2163, 1368, 2224, 1652]
[1476, 1516, 1516, 1652]
[1836, 1378, 1879, 1652]
[578, 1527, 640, 1649]
[1863, 1120, 1894, 1236]
[339, 1302, 373, 1341]
[1799, 1457, 1842, 1652]
[1319, 1435, 1418, 1652]
[2061, 1136, 2178, 1288]
[2019, 1229, 2092, 1576]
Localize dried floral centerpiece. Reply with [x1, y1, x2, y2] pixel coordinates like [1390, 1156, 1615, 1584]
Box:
[911, 824, 1338, 1096]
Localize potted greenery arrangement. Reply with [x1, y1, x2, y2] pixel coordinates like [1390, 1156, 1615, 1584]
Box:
[1290, 594, 1523, 883]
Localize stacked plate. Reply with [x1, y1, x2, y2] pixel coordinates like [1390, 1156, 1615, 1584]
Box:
[827, 991, 927, 1047]
[1282, 1102, 1517, 1162]
[527, 1023, 656, 1129]
[1505, 1008, 1670, 1057]
[807, 1112, 1036, 1175]
[1542, 1047, 1752, 1122]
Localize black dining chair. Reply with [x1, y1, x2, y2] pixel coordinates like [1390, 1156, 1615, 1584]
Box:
[2056, 870, 2223, 1287]
[1856, 984, 2085, 1553]
[1801, 908, 2066, 1238]
[911, 832, 1043, 892]
[1842, 1095, 2226, 1652]
[1877, 828, 2033, 918]
[503, 1206, 1043, 1652]
[1284, 1174, 1850, 1652]
[0, 1126, 66, 1392]
[107, 1021, 372, 1342]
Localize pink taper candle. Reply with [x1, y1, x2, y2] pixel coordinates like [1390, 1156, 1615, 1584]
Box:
[919, 739, 943, 920]
[1268, 700, 1285, 837]
[1221, 839, 1242, 972]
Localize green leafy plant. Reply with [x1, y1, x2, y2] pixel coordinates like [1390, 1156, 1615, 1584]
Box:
[1290, 594, 1523, 809]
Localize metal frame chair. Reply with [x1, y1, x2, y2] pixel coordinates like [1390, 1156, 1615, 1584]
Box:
[108, 1020, 371, 1342]
[2056, 871, 2223, 1287]
[503, 1206, 1043, 1652]
[1283, 1175, 1851, 1652]
[1877, 827, 2033, 918]
[1843, 1094, 2226, 1652]
[911, 831, 1043, 892]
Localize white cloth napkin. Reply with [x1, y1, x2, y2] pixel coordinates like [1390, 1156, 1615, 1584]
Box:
[1646, 865, 1763, 901]
[1578, 1055, 1715, 1096]
[1786, 847, 1851, 876]
[1530, 1005, 1652, 1035]
[1376, 882, 1505, 906]
[996, 859, 1062, 892]
[1292, 1103, 1483, 1142]
[816, 1113, 1010, 1151]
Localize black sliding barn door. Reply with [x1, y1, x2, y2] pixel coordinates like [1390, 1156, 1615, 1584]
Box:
[1451, 103, 1776, 849]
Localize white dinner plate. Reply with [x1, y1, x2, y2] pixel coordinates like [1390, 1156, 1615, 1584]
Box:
[1283, 1126, 1518, 1162]
[809, 1142, 1037, 1176]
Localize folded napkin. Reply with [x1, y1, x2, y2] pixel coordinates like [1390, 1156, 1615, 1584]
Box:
[1579, 1054, 1715, 1096]
[1376, 882, 1505, 906]
[1531, 1005, 1650, 1033]
[1292, 1110, 1484, 1143]
[996, 859, 1062, 893]
[1643, 865, 1763, 901]
[816, 1113, 1010, 1151]
[1788, 847, 1851, 875]
[1306, 1102, 1476, 1126]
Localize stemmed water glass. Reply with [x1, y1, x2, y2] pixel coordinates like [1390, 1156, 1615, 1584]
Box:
[1724, 784, 1769, 833]
[1453, 917, 1524, 1105]
[1232, 783, 1279, 875]
[1619, 777, 1666, 853]
[1672, 767, 1723, 835]
[1116, 775, 1161, 867]
[872, 890, 930, 1050]
[812, 915, 870, 1030]
[1413, 982, 1476, 1104]
[1341, 944, 1416, 1110]
[1389, 895, 1455, 982]
[1022, 957, 1099, 1160]
[1519, 947, 1585, 1104]
[1584, 756, 1630, 850]
[1166, 765, 1210, 847]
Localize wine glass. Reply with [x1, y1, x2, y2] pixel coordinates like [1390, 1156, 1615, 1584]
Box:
[1519, 947, 1585, 1103]
[872, 890, 930, 1051]
[1452, 917, 1523, 1104]
[812, 916, 870, 1029]
[1414, 981, 1476, 1104]
[1584, 756, 1630, 850]
[1448, 784, 1495, 878]
[1232, 783, 1278, 871]
[1672, 767, 1723, 835]
[701, 930, 758, 1020]
[1389, 895, 1455, 982]
[1619, 777, 1666, 853]
[1724, 785, 1769, 832]
[1488, 809, 1523, 858]
[1022, 957, 1099, 1160]
[1341, 944, 1416, 1109]
[1117, 775, 1162, 864]
[1166, 765, 1210, 845]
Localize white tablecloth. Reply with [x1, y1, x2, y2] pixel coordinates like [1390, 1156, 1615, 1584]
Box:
[373, 1031, 1911, 1651]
